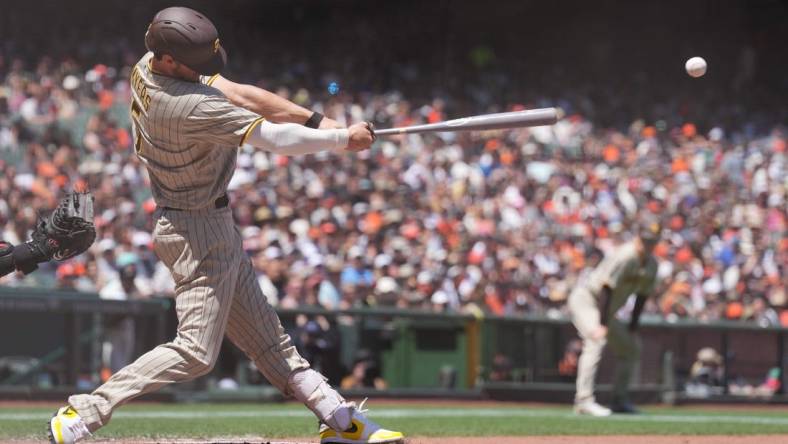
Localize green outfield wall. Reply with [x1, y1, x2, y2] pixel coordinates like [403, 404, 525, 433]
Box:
[0, 289, 784, 401]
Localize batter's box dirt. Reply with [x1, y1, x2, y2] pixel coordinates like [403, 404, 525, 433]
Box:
[4, 440, 316, 444]
[6, 437, 787, 444]
[407, 437, 787, 444]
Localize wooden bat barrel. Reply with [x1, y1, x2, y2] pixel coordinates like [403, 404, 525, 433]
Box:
[374, 107, 560, 136]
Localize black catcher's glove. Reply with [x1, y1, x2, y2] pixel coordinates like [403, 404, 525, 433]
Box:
[30, 191, 96, 262]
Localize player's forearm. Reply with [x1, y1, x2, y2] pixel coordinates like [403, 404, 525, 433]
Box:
[598, 285, 613, 326]
[629, 294, 648, 331]
[0, 241, 15, 277]
[0, 240, 49, 277]
[247, 120, 348, 155]
[213, 77, 312, 124]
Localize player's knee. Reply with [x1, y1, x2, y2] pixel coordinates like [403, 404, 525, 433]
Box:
[191, 359, 215, 377]
[170, 337, 220, 376]
[584, 337, 606, 351]
[180, 349, 216, 377]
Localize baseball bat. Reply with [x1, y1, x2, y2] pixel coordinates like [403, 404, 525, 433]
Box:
[373, 107, 560, 136]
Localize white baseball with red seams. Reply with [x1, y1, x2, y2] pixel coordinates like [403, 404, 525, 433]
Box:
[685, 57, 707, 78]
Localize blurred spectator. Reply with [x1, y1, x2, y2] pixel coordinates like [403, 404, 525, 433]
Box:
[759, 368, 782, 396]
[689, 347, 725, 387]
[0, 5, 785, 329]
[488, 353, 513, 382]
[729, 367, 782, 398]
[98, 256, 152, 375]
[292, 315, 343, 384]
[341, 247, 374, 288]
[558, 338, 583, 381]
[340, 350, 388, 390]
[99, 258, 152, 301]
[685, 347, 725, 398]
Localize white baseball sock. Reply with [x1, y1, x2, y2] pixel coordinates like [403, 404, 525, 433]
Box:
[288, 368, 353, 431]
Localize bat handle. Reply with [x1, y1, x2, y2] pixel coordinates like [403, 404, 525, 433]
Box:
[372, 128, 402, 136]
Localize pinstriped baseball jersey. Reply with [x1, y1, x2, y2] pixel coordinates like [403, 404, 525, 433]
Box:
[583, 241, 657, 312]
[130, 52, 264, 210]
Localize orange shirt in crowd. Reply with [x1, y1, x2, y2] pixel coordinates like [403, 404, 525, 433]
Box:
[603, 144, 620, 163]
[485, 290, 505, 316]
[671, 156, 689, 173]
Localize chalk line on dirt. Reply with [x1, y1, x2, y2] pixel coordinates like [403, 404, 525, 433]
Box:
[1, 408, 787, 426]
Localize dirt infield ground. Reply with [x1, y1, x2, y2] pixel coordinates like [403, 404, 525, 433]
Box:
[431, 437, 788, 444]
[417, 438, 787, 444]
[5, 437, 786, 444]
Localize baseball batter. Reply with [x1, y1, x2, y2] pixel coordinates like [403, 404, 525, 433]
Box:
[568, 220, 660, 416]
[48, 7, 403, 444]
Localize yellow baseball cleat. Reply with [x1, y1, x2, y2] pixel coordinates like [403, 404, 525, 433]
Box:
[319, 400, 404, 444]
[47, 406, 91, 444]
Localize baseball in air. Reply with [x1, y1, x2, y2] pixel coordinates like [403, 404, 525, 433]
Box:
[685, 57, 707, 78]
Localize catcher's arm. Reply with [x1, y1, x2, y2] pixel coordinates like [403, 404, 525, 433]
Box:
[7, 192, 96, 275]
[0, 241, 17, 277]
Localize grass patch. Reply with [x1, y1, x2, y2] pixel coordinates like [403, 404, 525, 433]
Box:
[2, 403, 786, 439]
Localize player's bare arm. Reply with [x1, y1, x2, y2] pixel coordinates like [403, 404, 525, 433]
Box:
[211, 76, 342, 128]
[147, 55, 341, 129]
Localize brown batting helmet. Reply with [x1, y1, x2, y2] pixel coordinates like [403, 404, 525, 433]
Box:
[144, 7, 226, 76]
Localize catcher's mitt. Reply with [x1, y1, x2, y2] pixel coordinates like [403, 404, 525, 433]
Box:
[31, 191, 96, 261]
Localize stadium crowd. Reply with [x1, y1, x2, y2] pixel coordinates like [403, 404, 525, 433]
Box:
[0, 51, 785, 329]
[1, 0, 787, 330]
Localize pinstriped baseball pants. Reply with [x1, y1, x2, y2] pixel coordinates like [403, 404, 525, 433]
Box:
[568, 288, 640, 404]
[69, 207, 309, 431]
